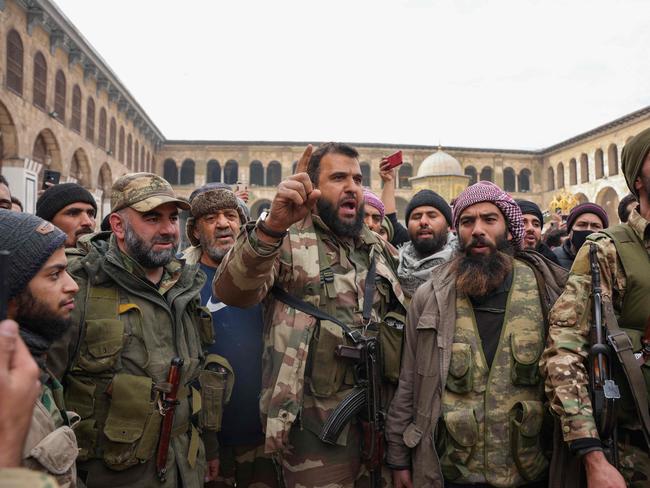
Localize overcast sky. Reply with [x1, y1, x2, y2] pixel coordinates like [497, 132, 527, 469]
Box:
[54, 0, 650, 150]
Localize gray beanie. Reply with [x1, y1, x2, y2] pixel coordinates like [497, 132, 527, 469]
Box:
[0, 209, 66, 298]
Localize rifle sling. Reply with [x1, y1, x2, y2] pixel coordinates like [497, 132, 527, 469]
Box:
[603, 299, 650, 451]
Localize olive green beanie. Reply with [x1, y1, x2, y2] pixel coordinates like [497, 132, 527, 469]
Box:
[621, 127, 650, 197]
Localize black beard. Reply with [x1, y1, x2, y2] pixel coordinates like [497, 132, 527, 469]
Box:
[317, 198, 364, 238]
[14, 287, 71, 350]
[452, 232, 514, 297]
[411, 231, 448, 256]
[124, 224, 178, 268]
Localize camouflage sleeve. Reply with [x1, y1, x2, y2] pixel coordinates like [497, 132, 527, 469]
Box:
[540, 236, 622, 442]
[213, 222, 284, 308]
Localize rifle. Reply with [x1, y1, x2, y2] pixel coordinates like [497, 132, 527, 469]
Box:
[0, 250, 9, 320]
[156, 357, 184, 482]
[587, 244, 620, 466]
[636, 316, 650, 366]
[319, 336, 384, 488]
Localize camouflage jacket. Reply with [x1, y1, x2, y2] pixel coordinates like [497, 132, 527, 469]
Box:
[214, 214, 406, 453]
[540, 209, 650, 443]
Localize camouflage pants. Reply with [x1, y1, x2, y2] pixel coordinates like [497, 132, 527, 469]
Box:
[205, 442, 279, 488]
[280, 424, 392, 488]
[618, 441, 650, 488]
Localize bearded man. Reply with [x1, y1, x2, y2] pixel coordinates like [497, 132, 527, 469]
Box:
[0, 210, 80, 487]
[396, 189, 457, 297]
[48, 173, 222, 487]
[386, 181, 567, 488]
[214, 143, 406, 487]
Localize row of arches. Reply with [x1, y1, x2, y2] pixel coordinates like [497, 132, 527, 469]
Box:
[547, 143, 623, 191]
[4, 28, 152, 173]
[463, 165, 532, 192]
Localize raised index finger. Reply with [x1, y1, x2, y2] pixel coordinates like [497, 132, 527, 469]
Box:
[295, 145, 313, 174]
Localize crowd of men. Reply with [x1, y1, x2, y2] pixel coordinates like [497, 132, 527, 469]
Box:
[0, 128, 649, 488]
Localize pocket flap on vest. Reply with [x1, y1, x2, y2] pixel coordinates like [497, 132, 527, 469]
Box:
[29, 426, 78, 475]
[85, 319, 124, 358]
[511, 400, 544, 438]
[444, 408, 478, 447]
[104, 374, 152, 443]
[510, 330, 542, 365]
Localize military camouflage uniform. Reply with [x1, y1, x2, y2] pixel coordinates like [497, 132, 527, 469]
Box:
[214, 214, 406, 487]
[208, 444, 280, 488]
[0, 469, 61, 488]
[540, 208, 650, 486]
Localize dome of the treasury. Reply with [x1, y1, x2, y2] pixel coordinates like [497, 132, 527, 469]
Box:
[416, 148, 463, 177]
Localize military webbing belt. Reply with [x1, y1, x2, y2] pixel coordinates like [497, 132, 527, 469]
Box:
[603, 299, 650, 452]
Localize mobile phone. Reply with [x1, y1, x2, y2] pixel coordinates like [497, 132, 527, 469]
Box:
[42, 169, 61, 190]
[381, 151, 403, 170]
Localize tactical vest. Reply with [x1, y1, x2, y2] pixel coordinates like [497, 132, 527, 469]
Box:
[63, 280, 233, 474]
[438, 260, 548, 486]
[599, 224, 650, 427]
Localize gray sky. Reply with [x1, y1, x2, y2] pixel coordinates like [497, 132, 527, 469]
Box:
[54, 0, 650, 150]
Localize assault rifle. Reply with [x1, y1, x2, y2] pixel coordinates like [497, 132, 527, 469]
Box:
[156, 357, 184, 482]
[319, 335, 384, 488]
[587, 244, 620, 466]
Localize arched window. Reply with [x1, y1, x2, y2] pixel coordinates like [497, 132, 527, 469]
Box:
[580, 153, 589, 183]
[71, 85, 82, 133]
[608, 144, 619, 176]
[180, 159, 195, 185]
[118, 127, 125, 163]
[518, 169, 531, 192]
[126, 134, 132, 169]
[98, 108, 107, 149]
[595, 149, 604, 179]
[109, 118, 116, 155]
[569, 158, 577, 185]
[503, 167, 516, 192]
[557, 162, 565, 188]
[398, 163, 412, 188]
[224, 160, 238, 184]
[267, 161, 282, 186]
[85, 97, 95, 142]
[207, 160, 221, 183]
[6, 30, 23, 95]
[360, 162, 371, 187]
[249, 160, 264, 186]
[547, 167, 555, 191]
[464, 166, 477, 186]
[140, 145, 145, 172]
[54, 70, 66, 121]
[134, 140, 139, 170]
[480, 166, 493, 182]
[163, 159, 178, 184]
[33, 134, 47, 165]
[32, 52, 47, 110]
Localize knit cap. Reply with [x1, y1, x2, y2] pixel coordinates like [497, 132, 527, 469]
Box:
[363, 188, 385, 220]
[36, 183, 97, 221]
[405, 189, 452, 226]
[452, 181, 524, 249]
[515, 199, 544, 225]
[566, 202, 609, 232]
[0, 209, 66, 298]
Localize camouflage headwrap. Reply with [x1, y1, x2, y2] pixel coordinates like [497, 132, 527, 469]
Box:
[452, 180, 524, 249]
[621, 127, 650, 197]
[111, 172, 190, 213]
[186, 188, 246, 246]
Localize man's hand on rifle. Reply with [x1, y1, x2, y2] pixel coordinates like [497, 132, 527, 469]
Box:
[259, 145, 321, 243]
[583, 450, 626, 488]
[392, 468, 413, 488]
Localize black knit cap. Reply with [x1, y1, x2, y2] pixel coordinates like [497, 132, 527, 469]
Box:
[0, 209, 66, 298]
[515, 199, 544, 225]
[36, 183, 97, 222]
[405, 189, 452, 226]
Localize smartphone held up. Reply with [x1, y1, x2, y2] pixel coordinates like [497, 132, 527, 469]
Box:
[380, 151, 403, 171]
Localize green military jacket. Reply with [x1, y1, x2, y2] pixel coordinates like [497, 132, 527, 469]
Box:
[48, 232, 215, 488]
[214, 214, 406, 453]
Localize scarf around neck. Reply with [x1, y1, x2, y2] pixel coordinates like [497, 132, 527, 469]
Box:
[397, 232, 457, 296]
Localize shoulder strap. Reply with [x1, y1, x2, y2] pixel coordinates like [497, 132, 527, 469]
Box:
[602, 300, 650, 450]
[362, 257, 377, 325]
[270, 285, 361, 343]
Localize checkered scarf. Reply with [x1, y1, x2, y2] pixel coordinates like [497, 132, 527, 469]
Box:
[452, 181, 524, 249]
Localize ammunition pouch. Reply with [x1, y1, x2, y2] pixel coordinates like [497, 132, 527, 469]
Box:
[446, 343, 474, 394]
[307, 320, 349, 397]
[510, 330, 543, 386]
[439, 408, 478, 481]
[77, 319, 125, 374]
[199, 354, 234, 431]
[379, 312, 405, 384]
[510, 400, 548, 482]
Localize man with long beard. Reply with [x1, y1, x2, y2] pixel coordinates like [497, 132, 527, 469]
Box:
[541, 127, 650, 487]
[386, 181, 567, 488]
[48, 173, 222, 487]
[214, 143, 406, 487]
[0, 210, 80, 487]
